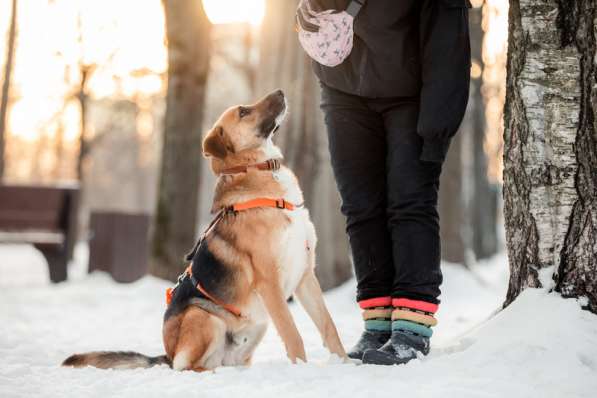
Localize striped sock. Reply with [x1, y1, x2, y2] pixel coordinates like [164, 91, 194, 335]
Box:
[359, 297, 392, 332]
[391, 298, 438, 338]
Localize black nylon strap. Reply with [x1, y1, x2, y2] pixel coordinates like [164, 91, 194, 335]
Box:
[346, 0, 366, 17]
[184, 209, 226, 261]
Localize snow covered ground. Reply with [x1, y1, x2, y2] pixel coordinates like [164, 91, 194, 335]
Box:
[1, 243, 596, 398]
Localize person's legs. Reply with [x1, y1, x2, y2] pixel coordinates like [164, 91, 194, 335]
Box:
[320, 84, 394, 359]
[362, 98, 444, 365]
[320, 84, 394, 302]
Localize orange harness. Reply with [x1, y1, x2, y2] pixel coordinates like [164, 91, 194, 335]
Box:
[166, 170, 303, 318]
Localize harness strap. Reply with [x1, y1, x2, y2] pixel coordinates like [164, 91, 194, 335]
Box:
[231, 198, 301, 212]
[221, 158, 281, 175]
[184, 208, 226, 262]
[185, 265, 243, 317]
[185, 198, 302, 262]
[346, 0, 366, 17]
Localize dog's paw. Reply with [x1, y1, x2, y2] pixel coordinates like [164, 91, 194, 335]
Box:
[326, 353, 353, 365]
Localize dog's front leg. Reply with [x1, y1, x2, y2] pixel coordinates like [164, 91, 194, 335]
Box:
[256, 272, 306, 363]
[295, 269, 347, 360]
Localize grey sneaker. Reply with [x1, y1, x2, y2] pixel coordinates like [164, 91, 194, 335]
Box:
[362, 329, 430, 365]
[347, 330, 391, 360]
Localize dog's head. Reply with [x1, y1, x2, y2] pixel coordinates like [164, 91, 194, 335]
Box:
[202, 90, 287, 167]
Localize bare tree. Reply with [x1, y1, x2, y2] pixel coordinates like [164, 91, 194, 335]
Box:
[150, 0, 211, 281]
[74, 62, 96, 180]
[0, 0, 18, 179]
[257, 0, 351, 290]
[70, 12, 116, 181]
[212, 24, 256, 95]
[504, 0, 597, 313]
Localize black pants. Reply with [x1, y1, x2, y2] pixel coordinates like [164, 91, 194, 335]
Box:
[320, 84, 444, 304]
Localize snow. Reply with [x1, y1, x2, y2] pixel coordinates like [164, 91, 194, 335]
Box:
[1, 244, 596, 398]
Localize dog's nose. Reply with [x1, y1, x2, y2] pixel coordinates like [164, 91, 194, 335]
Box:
[274, 89, 284, 98]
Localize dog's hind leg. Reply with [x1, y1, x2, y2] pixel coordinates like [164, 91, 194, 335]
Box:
[294, 269, 347, 359]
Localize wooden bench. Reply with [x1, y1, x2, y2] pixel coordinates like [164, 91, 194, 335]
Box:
[0, 184, 79, 282]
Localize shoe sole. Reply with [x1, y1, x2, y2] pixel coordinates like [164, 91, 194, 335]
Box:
[361, 349, 415, 366]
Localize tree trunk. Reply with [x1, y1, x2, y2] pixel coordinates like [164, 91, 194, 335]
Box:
[439, 131, 466, 265]
[439, 4, 499, 265]
[0, 0, 18, 180]
[75, 65, 92, 181]
[504, 0, 597, 313]
[52, 121, 65, 180]
[470, 5, 499, 260]
[258, 0, 352, 290]
[150, 0, 211, 281]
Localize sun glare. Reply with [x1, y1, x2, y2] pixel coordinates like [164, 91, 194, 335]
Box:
[203, 0, 265, 26]
[1, 0, 264, 143]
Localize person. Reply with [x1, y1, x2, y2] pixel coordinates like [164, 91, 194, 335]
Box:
[298, 0, 471, 365]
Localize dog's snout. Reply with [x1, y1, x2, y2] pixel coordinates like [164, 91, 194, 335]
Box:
[266, 89, 286, 112]
[253, 90, 287, 138]
[268, 89, 284, 102]
[258, 90, 285, 106]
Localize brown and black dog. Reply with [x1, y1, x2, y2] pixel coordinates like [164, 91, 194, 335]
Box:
[63, 90, 347, 372]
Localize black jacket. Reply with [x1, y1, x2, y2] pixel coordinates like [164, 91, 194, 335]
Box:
[310, 0, 471, 162]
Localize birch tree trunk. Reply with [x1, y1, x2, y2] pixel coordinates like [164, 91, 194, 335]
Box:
[150, 0, 211, 281]
[0, 0, 17, 180]
[258, 0, 351, 290]
[504, 0, 597, 313]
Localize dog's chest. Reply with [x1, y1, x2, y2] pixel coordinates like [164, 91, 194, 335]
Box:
[242, 169, 314, 321]
[277, 210, 310, 296]
[273, 168, 312, 295]
[241, 209, 311, 324]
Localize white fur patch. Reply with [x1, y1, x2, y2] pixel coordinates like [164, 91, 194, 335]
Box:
[263, 136, 283, 160]
[275, 99, 288, 127]
[172, 351, 190, 371]
[112, 359, 148, 370]
[202, 317, 227, 370]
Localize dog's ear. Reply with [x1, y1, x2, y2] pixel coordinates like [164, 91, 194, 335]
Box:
[203, 126, 228, 158]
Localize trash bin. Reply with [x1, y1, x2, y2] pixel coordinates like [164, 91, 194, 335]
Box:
[89, 211, 150, 283]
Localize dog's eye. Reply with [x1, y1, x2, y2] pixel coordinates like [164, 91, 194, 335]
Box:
[239, 106, 251, 118]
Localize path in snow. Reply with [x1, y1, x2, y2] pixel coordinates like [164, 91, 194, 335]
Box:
[1, 244, 595, 398]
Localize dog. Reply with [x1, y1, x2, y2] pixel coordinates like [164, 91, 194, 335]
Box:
[63, 90, 347, 371]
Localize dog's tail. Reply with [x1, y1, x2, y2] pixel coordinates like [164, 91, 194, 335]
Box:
[62, 351, 171, 370]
